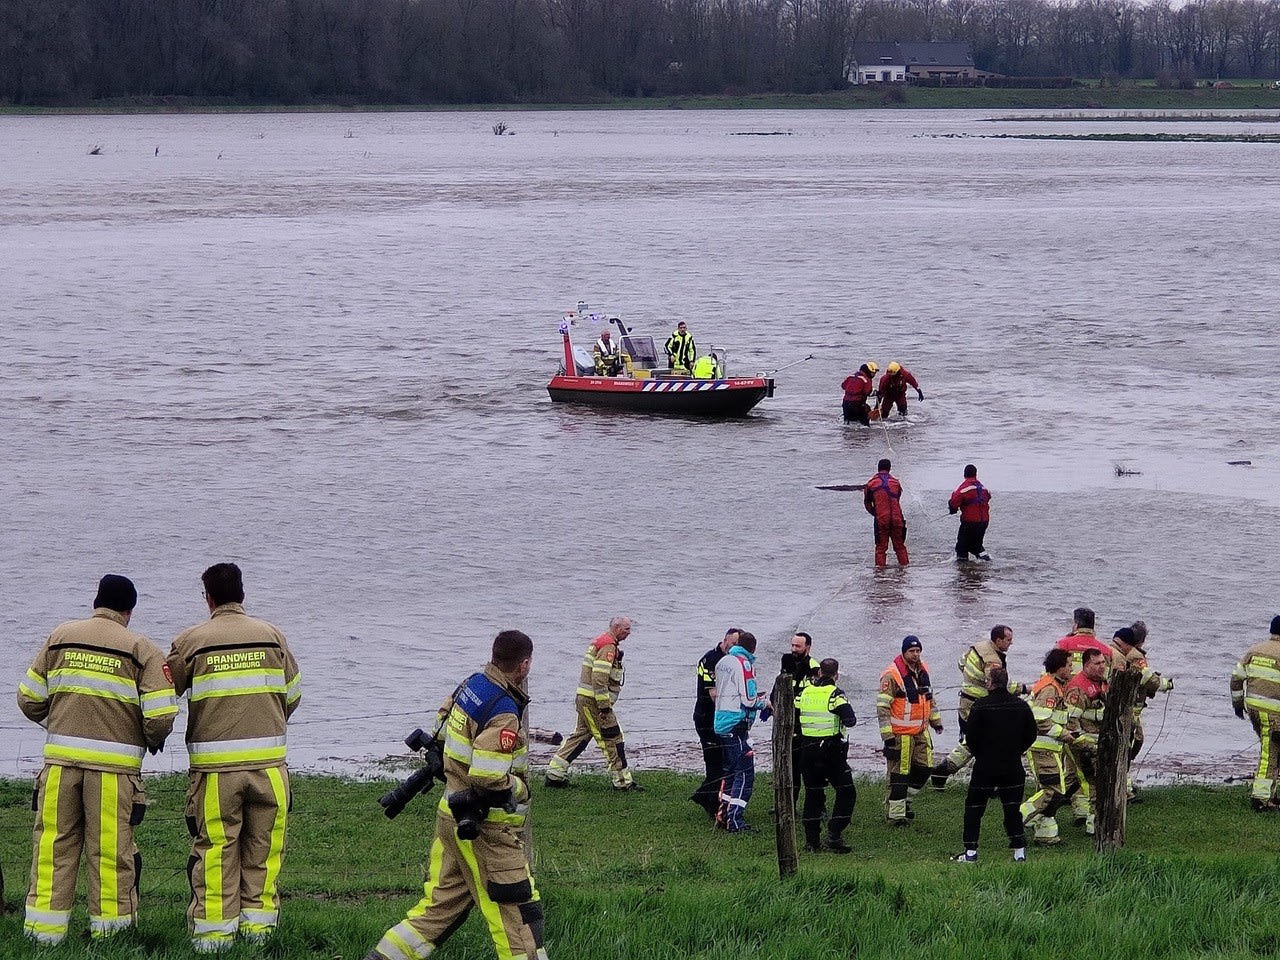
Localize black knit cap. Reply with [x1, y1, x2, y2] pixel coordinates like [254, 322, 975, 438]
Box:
[93, 574, 137, 613]
[1113, 626, 1137, 648]
[902, 635, 922, 653]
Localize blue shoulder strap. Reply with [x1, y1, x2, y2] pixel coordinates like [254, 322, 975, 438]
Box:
[455, 672, 522, 726]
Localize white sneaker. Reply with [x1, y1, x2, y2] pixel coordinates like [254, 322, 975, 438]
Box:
[1013, 848, 1027, 862]
[977, 552, 991, 561]
[952, 851, 977, 863]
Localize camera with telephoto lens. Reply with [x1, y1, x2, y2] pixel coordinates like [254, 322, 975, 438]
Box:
[447, 788, 516, 841]
[378, 728, 446, 819]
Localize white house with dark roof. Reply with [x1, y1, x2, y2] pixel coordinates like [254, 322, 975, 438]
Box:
[850, 42, 976, 84]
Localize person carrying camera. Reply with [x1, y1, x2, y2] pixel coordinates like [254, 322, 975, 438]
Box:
[367, 630, 547, 960]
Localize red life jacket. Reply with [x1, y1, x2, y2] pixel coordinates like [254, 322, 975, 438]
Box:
[842, 372, 873, 403]
[949, 479, 991, 523]
[865, 471, 905, 524]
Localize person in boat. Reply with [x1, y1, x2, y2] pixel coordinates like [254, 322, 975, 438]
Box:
[665, 321, 696, 374]
[841, 362, 878, 425]
[692, 352, 722, 379]
[593, 328, 624, 376]
[876, 361, 924, 420]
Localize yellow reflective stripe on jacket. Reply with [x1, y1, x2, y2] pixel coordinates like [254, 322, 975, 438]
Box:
[45, 734, 145, 769]
[798, 685, 841, 737]
[959, 650, 989, 699]
[444, 727, 473, 764]
[285, 673, 302, 705]
[140, 689, 178, 718]
[20, 668, 49, 702]
[47, 668, 139, 704]
[190, 668, 287, 702]
[469, 748, 514, 779]
[1245, 695, 1280, 713]
[188, 735, 287, 768]
[1244, 663, 1280, 684]
[1031, 736, 1064, 752]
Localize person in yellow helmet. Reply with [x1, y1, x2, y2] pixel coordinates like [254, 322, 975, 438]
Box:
[876, 361, 924, 420]
[841, 362, 878, 425]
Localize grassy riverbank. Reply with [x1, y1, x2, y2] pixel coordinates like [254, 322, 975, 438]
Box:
[1, 772, 1277, 959]
[4, 84, 1280, 114]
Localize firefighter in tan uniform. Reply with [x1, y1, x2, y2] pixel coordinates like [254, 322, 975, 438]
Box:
[1109, 623, 1173, 799]
[1063, 647, 1107, 835]
[17, 574, 177, 944]
[876, 636, 943, 825]
[1230, 615, 1280, 811]
[545, 616, 639, 790]
[367, 630, 548, 960]
[168, 563, 301, 952]
[1019, 649, 1079, 845]
[931, 624, 1023, 789]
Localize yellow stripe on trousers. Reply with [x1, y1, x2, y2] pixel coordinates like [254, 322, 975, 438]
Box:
[455, 837, 515, 960]
[260, 767, 288, 912]
[34, 765, 62, 911]
[204, 774, 225, 924]
[405, 834, 446, 922]
[99, 773, 119, 921]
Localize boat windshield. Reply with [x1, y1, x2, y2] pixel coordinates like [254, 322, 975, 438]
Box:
[621, 335, 660, 370]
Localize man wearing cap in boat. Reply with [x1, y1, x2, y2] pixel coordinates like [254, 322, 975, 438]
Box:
[593, 329, 623, 376]
[665, 321, 696, 374]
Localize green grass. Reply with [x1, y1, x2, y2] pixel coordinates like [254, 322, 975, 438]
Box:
[4, 85, 1280, 115]
[1, 772, 1277, 958]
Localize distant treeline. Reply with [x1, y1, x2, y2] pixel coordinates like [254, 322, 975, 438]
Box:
[4, 0, 1280, 105]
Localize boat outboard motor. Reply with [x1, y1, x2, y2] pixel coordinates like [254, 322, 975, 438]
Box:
[572, 345, 596, 376]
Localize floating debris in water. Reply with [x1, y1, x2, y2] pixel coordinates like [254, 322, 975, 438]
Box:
[731, 131, 793, 136]
[1227, 459, 1252, 466]
[817, 483, 866, 491]
[1114, 463, 1142, 477]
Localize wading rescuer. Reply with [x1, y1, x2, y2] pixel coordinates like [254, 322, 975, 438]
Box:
[168, 563, 302, 952]
[1064, 647, 1108, 835]
[592, 329, 623, 376]
[932, 625, 1023, 790]
[664, 320, 696, 373]
[841, 362, 877, 425]
[545, 617, 640, 791]
[864, 458, 909, 567]
[797, 658, 857, 853]
[366, 630, 548, 960]
[875, 361, 924, 420]
[1230, 615, 1280, 812]
[691, 627, 741, 817]
[17, 575, 177, 945]
[877, 636, 942, 825]
[1020, 649, 1080, 846]
[948, 464, 992, 561]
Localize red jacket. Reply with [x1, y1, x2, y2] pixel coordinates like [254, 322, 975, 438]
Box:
[842, 372, 874, 403]
[877, 368, 920, 399]
[864, 471, 905, 524]
[949, 478, 991, 523]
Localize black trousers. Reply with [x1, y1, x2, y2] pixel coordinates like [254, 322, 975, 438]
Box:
[956, 520, 989, 558]
[692, 709, 723, 809]
[963, 772, 1026, 850]
[842, 400, 869, 425]
[800, 739, 856, 842]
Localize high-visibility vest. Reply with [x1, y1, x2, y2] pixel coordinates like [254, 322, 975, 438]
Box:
[797, 682, 844, 738]
[881, 662, 931, 735]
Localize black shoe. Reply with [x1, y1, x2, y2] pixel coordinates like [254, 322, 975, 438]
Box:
[614, 781, 645, 792]
[804, 840, 823, 853]
[823, 837, 852, 854]
[544, 778, 570, 789]
[1250, 798, 1279, 812]
[905, 806, 916, 821]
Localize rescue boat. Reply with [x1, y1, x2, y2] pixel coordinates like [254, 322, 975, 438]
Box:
[546, 305, 775, 418]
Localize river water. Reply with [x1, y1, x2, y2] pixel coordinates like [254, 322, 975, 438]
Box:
[3, 108, 1278, 782]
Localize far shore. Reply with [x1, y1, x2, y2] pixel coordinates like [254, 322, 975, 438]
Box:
[4, 84, 1280, 116]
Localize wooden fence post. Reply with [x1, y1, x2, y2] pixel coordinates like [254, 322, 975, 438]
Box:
[772, 672, 798, 878]
[1094, 668, 1140, 852]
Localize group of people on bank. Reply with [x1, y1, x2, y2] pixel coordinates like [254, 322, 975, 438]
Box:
[19, 579, 1280, 960]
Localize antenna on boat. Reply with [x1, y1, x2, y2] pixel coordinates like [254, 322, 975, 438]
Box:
[609, 317, 631, 336]
[764, 354, 814, 375]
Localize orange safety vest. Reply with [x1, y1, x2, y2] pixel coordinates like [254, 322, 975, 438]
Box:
[882, 660, 932, 735]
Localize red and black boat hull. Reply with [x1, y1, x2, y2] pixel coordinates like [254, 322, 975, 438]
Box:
[547, 375, 774, 418]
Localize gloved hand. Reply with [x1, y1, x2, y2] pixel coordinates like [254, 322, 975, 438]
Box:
[759, 706, 773, 722]
[1160, 676, 1174, 692]
[1234, 704, 1246, 720]
[931, 722, 944, 733]
[949, 506, 958, 515]
[917, 389, 925, 402]
[147, 742, 164, 756]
